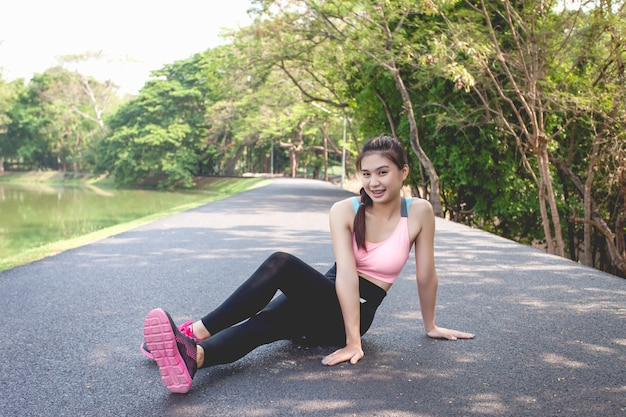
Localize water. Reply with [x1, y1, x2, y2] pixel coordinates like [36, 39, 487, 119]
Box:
[0, 183, 213, 259]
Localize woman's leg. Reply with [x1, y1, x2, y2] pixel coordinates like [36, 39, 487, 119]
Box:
[200, 252, 338, 336]
[196, 252, 344, 366]
[199, 294, 298, 366]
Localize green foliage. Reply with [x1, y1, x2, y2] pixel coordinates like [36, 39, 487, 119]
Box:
[0, 77, 16, 140]
[98, 52, 216, 188]
[3, 0, 626, 274]
[0, 67, 116, 172]
[3, 77, 54, 168]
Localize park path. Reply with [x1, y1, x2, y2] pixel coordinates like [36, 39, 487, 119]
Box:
[0, 178, 624, 417]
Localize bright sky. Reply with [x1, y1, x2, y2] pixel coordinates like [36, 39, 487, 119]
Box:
[0, 0, 254, 95]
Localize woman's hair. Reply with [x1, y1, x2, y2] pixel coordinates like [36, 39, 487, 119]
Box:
[353, 135, 409, 250]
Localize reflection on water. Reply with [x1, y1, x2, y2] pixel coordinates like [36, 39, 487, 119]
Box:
[0, 183, 211, 259]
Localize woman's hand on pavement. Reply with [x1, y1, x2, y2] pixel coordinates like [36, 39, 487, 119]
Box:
[321, 345, 364, 366]
[427, 325, 475, 341]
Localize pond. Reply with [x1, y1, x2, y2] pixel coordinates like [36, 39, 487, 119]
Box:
[0, 183, 215, 260]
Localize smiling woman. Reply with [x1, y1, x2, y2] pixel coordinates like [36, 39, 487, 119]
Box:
[140, 135, 473, 395]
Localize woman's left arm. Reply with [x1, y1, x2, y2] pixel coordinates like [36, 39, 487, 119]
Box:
[412, 200, 474, 340]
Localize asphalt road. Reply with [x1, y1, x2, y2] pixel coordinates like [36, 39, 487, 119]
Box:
[0, 178, 624, 417]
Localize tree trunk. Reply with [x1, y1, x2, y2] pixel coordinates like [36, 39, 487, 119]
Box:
[390, 65, 443, 217]
[290, 148, 298, 178]
[551, 156, 626, 276]
[583, 132, 602, 266]
[537, 142, 565, 257]
[375, 88, 398, 139]
[372, 14, 443, 215]
[322, 125, 329, 182]
[224, 145, 245, 176]
[289, 120, 306, 178]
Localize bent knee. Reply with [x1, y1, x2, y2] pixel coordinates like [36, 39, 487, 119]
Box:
[266, 251, 297, 267]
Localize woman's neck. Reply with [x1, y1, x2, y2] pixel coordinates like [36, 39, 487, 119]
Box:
[369, 196, 402, 220]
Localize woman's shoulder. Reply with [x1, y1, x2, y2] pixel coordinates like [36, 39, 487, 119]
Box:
[330, 197, 358, 232]
[407, 198, 435, 238]
[332, 196, 359, 208]
[407, 197, 433, 215]
[331, 196, 359, 214]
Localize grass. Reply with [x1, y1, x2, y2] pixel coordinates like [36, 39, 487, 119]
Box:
[0, 173, 270, 272]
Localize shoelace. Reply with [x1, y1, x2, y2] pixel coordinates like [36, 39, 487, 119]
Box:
[179, 321, 199, 342]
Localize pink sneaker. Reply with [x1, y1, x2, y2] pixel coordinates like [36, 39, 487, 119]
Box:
[144, 308, 198, 394]
[141, 320, 198, 360]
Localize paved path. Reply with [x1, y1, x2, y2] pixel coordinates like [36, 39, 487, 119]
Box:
[0, 179, 624, 417]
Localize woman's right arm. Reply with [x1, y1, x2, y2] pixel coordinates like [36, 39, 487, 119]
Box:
[321, 199, 364, 366]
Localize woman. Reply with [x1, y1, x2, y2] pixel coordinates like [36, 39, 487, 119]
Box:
[143, 135, 473, 394]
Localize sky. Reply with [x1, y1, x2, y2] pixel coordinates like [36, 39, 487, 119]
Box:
[0, 0, 254, 95]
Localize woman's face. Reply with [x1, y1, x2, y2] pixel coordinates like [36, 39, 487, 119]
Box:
[359, 153, 408, 204]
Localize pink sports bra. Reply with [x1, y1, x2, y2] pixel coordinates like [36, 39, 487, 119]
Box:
[351, 197, 412, 284]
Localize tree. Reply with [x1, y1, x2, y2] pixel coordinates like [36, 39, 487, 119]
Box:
[249, 0, 482, 216]
[237, 3, 359, 179]
[99, 52, 214, 187]
[446, 0, 576, 256]
[1, 67, 118, 173]
[57, 52, 122, 131]
[2, 75, 57, 170]
[199, 41, 304, 177]
[443, 0, 626, 272]
[0, 76, 19, 172]
[548, 0, 626, 275]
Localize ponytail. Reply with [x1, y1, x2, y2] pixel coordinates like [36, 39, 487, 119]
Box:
[353, 187, 373, 250]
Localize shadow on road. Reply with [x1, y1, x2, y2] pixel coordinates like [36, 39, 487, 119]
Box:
[0, 179, 624, 417]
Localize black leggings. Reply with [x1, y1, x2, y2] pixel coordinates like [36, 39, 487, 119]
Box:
[198, 252, 386, 367]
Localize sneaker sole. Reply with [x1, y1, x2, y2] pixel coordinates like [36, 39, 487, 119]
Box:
[144, 308, 193, 393]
